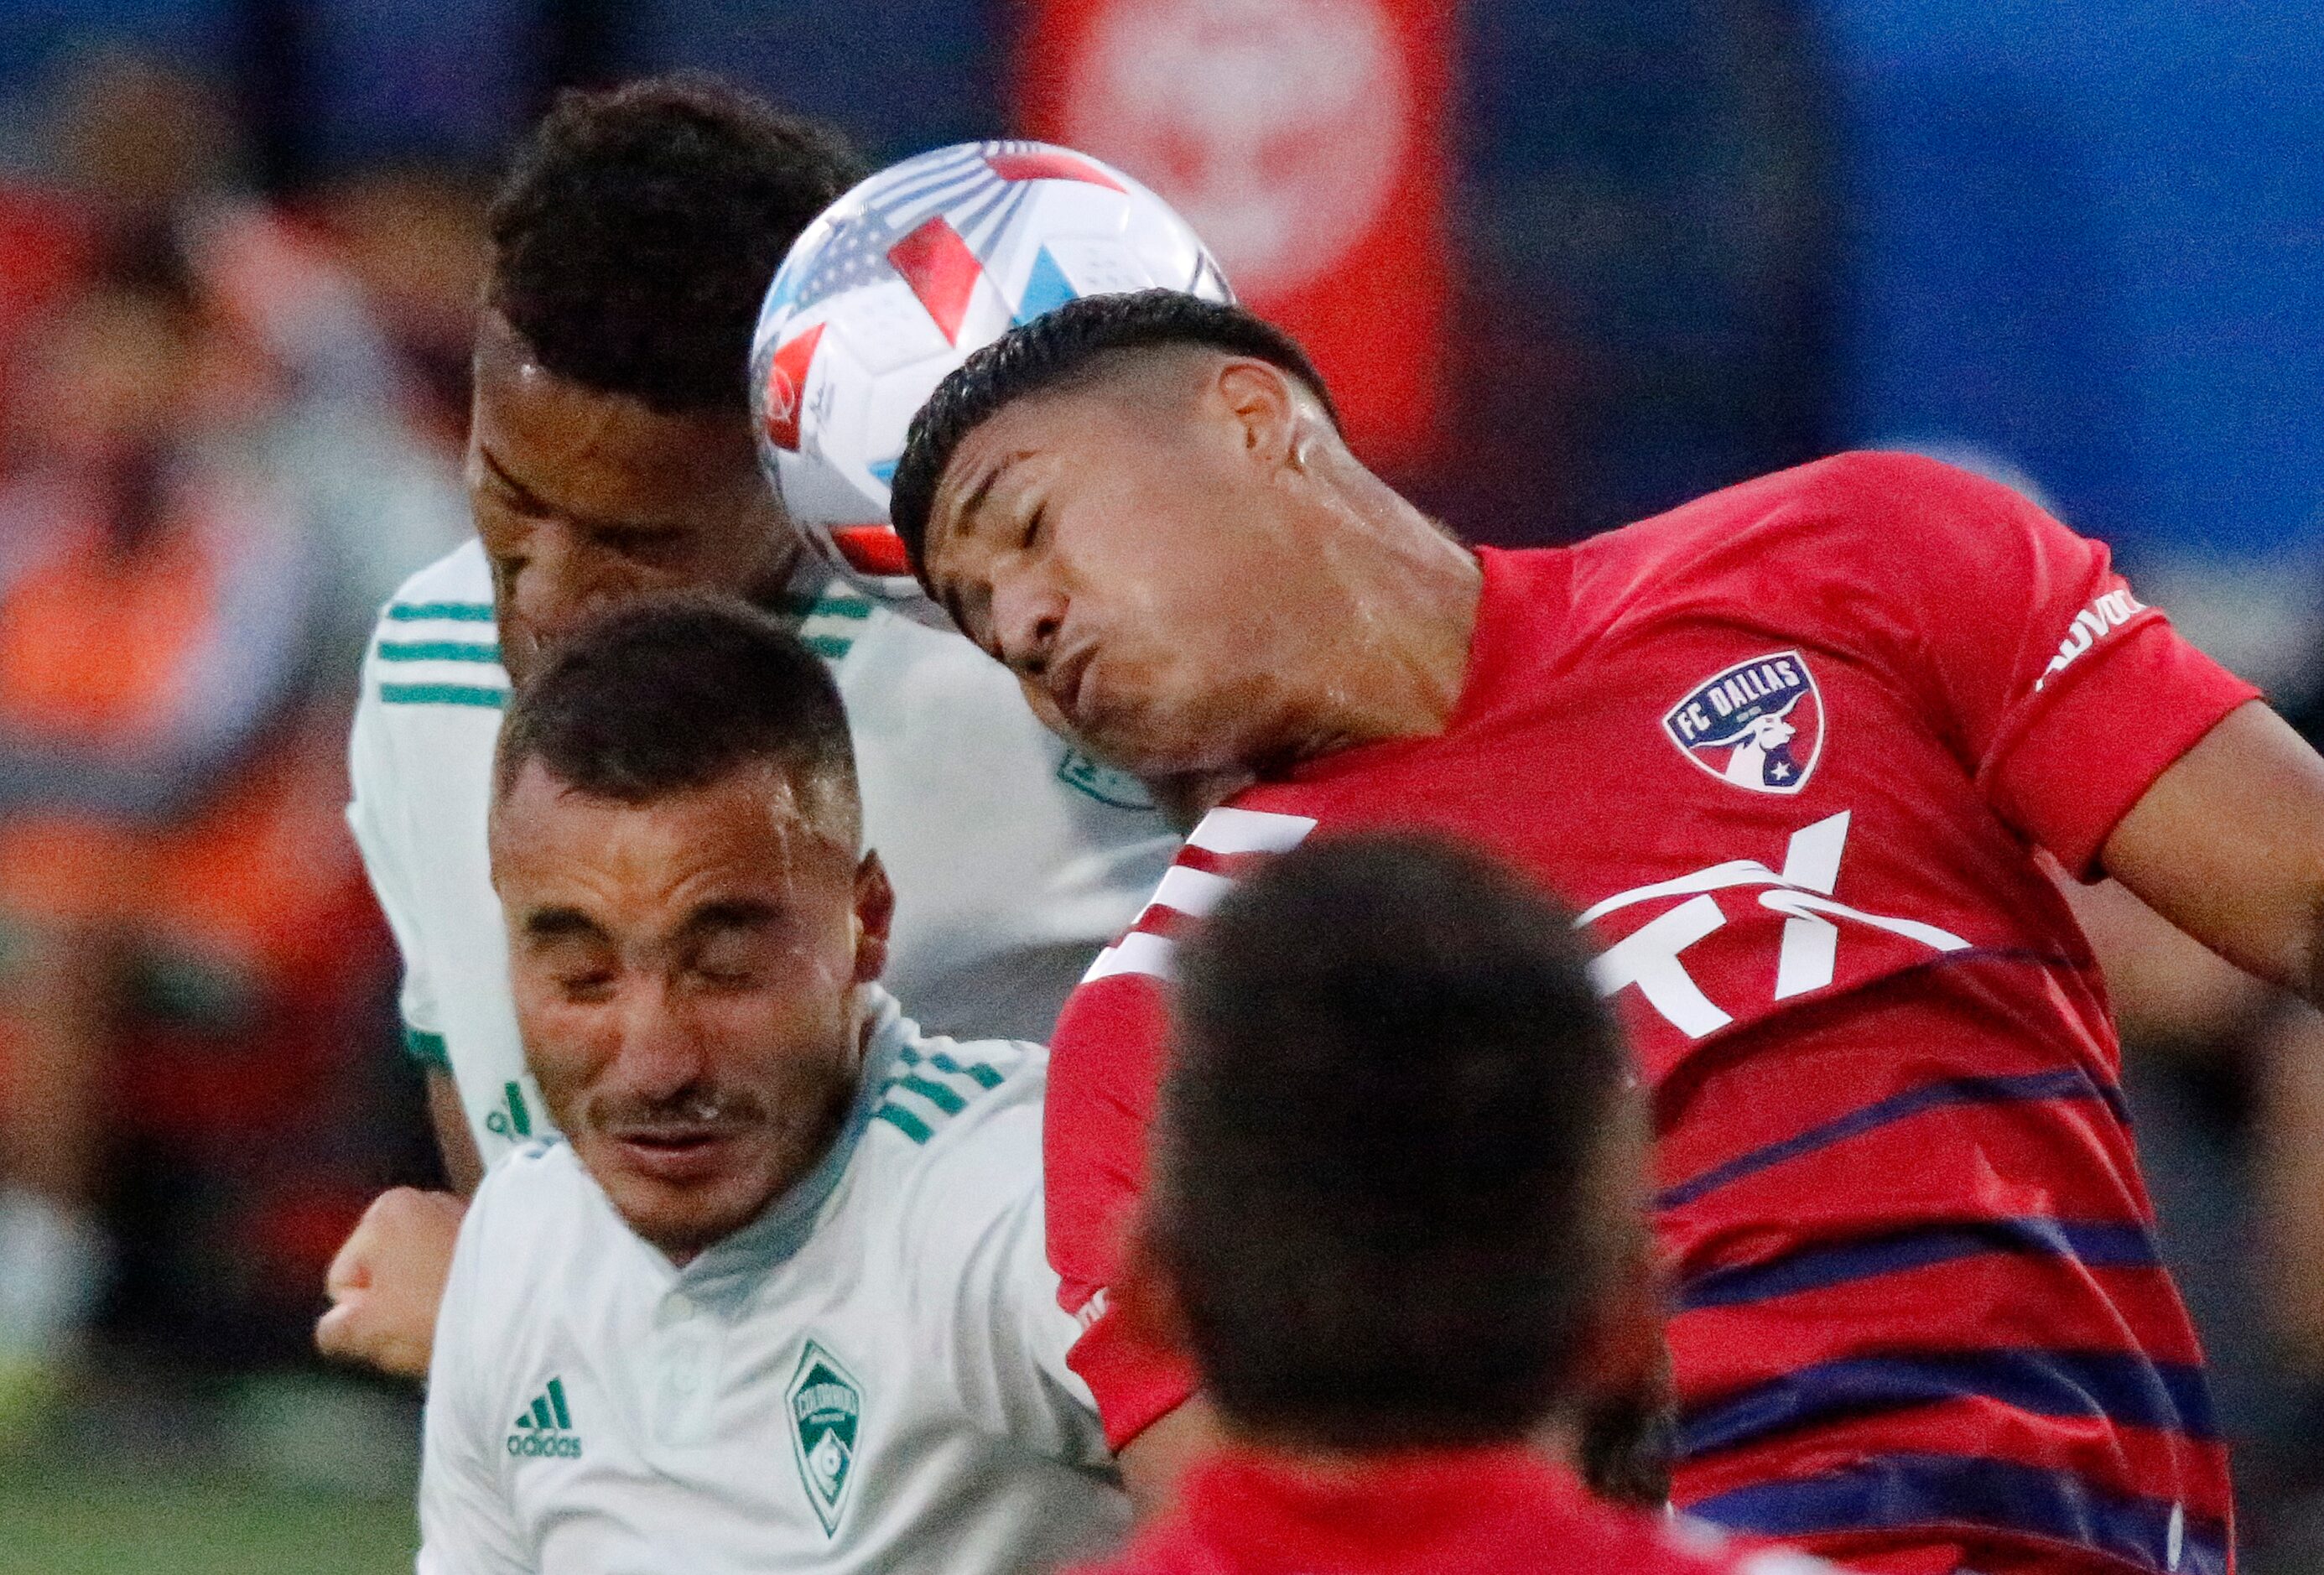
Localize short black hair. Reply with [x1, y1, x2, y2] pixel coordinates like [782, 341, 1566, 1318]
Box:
[486, 73, 865, 415]
[1156, 832, 1632, 1453]
[888, 290, 1339, 570]
[495, 595, 858, 838]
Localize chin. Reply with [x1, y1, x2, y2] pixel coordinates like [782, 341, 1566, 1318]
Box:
[1089, 700, 1268, 784]
[593, 1157, 777, 1261]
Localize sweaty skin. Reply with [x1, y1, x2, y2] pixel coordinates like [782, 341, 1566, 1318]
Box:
[918, 346, 2324, 1515]
[467, 312, 799, 689]
[318, 315, 804, 1375]
[922, 351, 1479, 796]
[488, 757, 891, 1262]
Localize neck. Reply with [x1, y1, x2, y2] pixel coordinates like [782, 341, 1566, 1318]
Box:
[1268, 465, 1484, 771]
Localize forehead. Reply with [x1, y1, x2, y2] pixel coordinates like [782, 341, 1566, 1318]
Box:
[471, 317, 767, 522]
[491, 761, 850, 905]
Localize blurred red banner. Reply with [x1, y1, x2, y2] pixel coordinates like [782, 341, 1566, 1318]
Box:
[1017, 0, 1453, 473]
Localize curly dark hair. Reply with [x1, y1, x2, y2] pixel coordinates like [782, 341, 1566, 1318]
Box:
[887, 289, 1338, 571]
[486, 73, 865, 415]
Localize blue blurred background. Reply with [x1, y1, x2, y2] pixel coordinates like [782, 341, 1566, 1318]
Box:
[0, 3, 2316, 1570]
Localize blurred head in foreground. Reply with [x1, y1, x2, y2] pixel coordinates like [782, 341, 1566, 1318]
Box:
[1141, 832, 1658, 1467]
[488, 596, 892, 1261]
[474, 75, 864, 684]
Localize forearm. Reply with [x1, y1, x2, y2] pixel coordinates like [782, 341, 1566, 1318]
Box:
[1117, 1395, 1222, 1525]
[428, 1070, 485, 1198]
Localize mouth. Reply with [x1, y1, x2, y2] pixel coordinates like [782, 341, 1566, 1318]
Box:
[603, 1123, 745, 1185]
[1046, 642, 1097, 731]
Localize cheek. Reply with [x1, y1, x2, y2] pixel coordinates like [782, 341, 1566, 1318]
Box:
[515, 995, 615, 1094]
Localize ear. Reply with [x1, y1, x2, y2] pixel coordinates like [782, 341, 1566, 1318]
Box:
[850, 850, 896, 985]
[1211, 358, 1308, 475]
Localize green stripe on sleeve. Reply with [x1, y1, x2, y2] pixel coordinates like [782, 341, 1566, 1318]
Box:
[387, 601, 495, 622]
[808, 595, 873, 621]
[403, 1026, 451, 1068]
[378, 640, 502, 663]
[892, 1073, 967, 1116]
[928, 1052, 1004, 1090]
[872, 1105, 933, 1145]
[380, 682, 507, 709]
[803, 633, 853, 661]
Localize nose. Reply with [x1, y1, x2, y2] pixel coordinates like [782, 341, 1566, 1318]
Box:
[606, 980, 708, 1106]
[508, 523, 637, 650]
[990, 569, 1066, 677]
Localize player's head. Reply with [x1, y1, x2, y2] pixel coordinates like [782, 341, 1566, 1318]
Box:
[892, 289, 1381, 781]
[1146, 832, 1646, 1453]
[476, 74, 866, 685]
[487, 595, 892, 1262]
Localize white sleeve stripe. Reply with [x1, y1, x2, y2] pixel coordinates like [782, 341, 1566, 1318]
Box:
[1083, 930, 1176, 984]
[1185, 805, 1317, 856]
[1152, 865, 1235, 919]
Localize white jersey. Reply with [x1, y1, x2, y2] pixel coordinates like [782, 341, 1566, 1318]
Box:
[419, 990, 1128, 1575]
[346, 540, 1178, 1165]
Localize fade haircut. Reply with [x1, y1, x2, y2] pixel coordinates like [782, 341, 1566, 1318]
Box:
[1157, 833, 1632, 1453]
[486, 73, 865, 415]
[495, 595, 860, 844]
[887, 290, 1339, 571]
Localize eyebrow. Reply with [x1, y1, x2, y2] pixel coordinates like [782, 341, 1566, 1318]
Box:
[678, 899, 783, 941]
[480, 445, 668, 539]
[522, 907, 609, 944]
[933, 451, 1028, 632]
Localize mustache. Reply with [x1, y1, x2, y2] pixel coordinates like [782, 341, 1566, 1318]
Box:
[587, 1085, 769, 1133]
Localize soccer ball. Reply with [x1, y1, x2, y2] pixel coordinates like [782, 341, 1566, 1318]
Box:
[751, 140, 1234, 605]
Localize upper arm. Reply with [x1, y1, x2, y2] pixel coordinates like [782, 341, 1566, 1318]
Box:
[1795, 453, 2259, 873]
[428, 1070, 486, 1198]
[347, 668, 444, 1038]
[1115, 1395, 1221, 1526]
[416, 1203, 532, 1575]
[2101, 700, 2324, 1006]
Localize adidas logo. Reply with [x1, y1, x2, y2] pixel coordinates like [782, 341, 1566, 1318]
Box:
[507, 1377, 583, 1459]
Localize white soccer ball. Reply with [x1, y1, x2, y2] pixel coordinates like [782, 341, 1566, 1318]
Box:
[751, 140, 1234, 604]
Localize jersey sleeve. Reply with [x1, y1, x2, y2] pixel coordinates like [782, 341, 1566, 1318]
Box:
[1805, 452, 2259, 876]
[1045, 972, 1202, 1452]
[901, 1061, 1116, 1470]
[346, 645, 448, 1068]
[416, 1187, 533, 1575]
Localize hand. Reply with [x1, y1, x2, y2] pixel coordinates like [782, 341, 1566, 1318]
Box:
[316, 1188, 468, 1380]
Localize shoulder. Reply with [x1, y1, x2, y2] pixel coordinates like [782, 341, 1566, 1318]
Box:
[862, 1016, 1048, 1225]
[460, 1141, 593, 1266]
[1569, 450, 2073, 611]
[360, 540, 509, 715]
[377, 538, 498, 633]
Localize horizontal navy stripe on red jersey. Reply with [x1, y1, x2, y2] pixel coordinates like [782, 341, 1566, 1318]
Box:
[1677, 1219, 2160, 1312]
[1673, 1260, 2210, 1401]
[1659, 1068, 2129, 1210]
[1677, 1349, 2219, 1463]
[1673, 1402, 2230, 1537]
[1687, 1452, 2227, 1575]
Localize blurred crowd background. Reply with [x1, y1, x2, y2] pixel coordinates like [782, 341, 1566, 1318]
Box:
[0, 3, 2316, 1571]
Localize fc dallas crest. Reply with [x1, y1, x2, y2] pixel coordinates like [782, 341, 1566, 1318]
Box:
[1662, 651, 1825, 794]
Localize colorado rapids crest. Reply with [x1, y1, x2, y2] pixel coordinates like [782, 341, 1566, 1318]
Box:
[1663, 651, 1825, 794]
[787, 1340, 864, 1536]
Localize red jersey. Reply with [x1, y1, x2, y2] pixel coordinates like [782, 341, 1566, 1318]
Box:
[1073, 1444, 1853, 1575]
[1048, 454, 2254, 1575]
